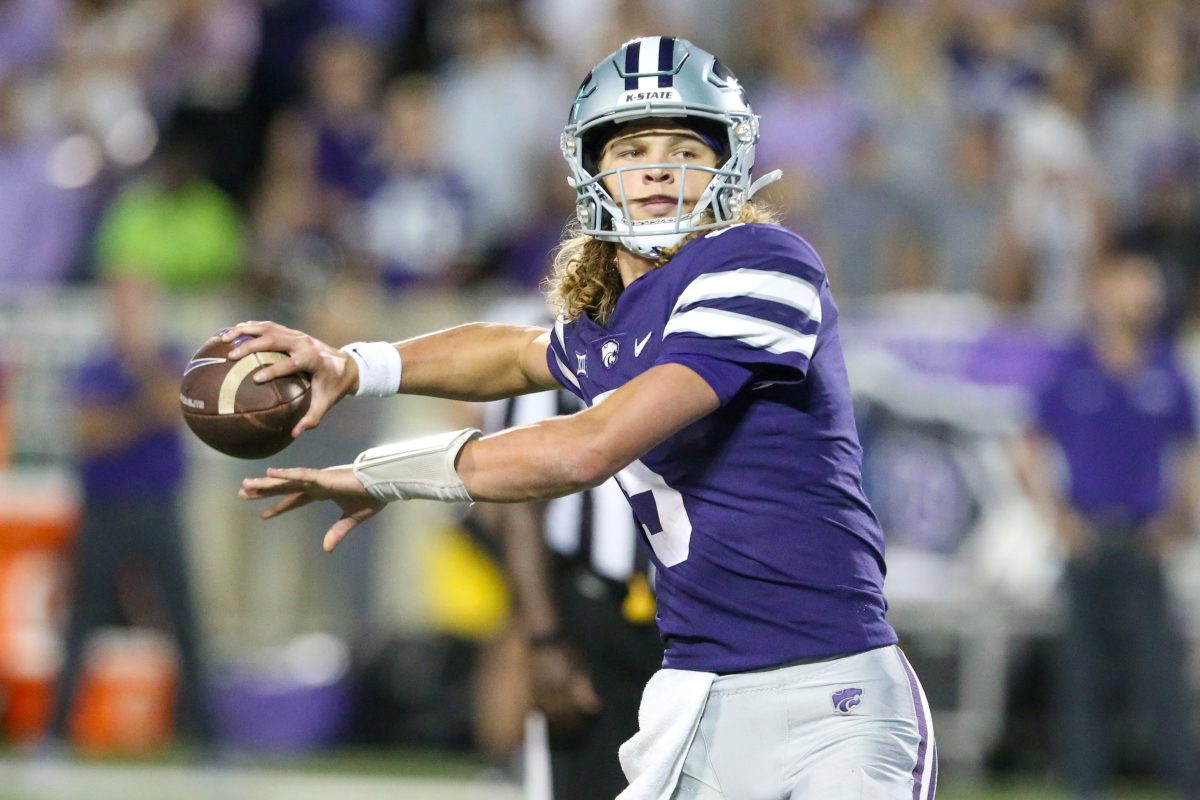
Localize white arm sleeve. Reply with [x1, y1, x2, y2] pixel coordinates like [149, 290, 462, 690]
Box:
[352, 428, 481, 503]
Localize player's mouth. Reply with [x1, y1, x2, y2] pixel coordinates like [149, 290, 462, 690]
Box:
[637, 195, 682, 215]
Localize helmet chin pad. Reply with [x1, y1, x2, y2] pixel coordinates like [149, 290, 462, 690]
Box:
[620, 230, 689, 258]
[615, 216, 701, 258]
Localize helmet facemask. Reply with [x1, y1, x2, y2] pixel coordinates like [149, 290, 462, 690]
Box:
[565, 113, 759, 258]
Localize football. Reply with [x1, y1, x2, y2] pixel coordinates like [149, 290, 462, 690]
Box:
[179, 332, 311, 459]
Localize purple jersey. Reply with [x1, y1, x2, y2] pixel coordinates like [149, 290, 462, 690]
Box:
[1036, 338, 1196, 527]
[546, 223, 896, 673]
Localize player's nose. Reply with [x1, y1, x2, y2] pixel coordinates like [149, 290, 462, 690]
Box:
[642, 166, 673, 182]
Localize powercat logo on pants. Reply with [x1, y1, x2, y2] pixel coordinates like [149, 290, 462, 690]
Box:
[832, 687, 864, 714]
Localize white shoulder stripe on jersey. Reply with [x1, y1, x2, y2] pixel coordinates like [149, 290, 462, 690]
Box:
[664, 306, 817, 357]
[672, 269, 822, 324]
[552, 349, 581, 390]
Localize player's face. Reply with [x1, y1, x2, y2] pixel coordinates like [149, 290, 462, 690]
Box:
[597, 129, 720, 220]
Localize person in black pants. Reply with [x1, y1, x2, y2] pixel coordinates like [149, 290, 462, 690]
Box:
[475, 387, 662, 800]
[1024, 248, 1200, 800]
[43, 278, 215, 754]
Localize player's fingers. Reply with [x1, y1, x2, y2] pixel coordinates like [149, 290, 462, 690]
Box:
[221, 323, 283, 350]
[220, 321, 293, 342]
[250, 356, 304, 384]
[292, 418, 316, 438]
[325, 500, 382, 550]
[227, 333, 289, 360]
[264, 467, 325, 487]
[262, 492, 312, 519]
[217, 322, 268, 342]
[225, 326, 315, 363]
[293, 399, 332, 437]
[323, 515, 359, 552]
[239, 475, 300, 498]
[241, 473, 324, 501]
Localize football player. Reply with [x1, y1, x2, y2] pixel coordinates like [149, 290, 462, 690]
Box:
[229, 37, 936, 799]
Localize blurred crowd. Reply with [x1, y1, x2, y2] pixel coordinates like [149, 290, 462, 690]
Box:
[0, 0, 1197, 331]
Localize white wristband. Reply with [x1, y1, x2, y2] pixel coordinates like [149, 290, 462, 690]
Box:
[353, 428, 481, 503]
[341, 341, 402, 397]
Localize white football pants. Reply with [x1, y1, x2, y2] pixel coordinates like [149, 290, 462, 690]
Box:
[671, 645, 936, 800]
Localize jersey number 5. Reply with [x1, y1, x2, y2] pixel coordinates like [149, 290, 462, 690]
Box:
[614, 459, 692, 567]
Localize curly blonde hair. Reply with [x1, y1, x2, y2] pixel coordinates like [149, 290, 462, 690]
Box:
[545, 203, 778, 325]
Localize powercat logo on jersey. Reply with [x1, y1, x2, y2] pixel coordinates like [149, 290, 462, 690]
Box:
[601, 339, 619, 368]
[620, 36, 679, 104]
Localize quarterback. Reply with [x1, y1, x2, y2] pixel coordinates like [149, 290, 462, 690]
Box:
[232, 37, 936, 799]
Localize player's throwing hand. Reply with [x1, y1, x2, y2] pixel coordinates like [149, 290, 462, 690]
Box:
[221, 321, 358, 438]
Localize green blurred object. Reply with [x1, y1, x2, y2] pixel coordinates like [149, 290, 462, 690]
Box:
[94, 180, 244, 289]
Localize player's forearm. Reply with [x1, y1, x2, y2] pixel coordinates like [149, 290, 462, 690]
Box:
[353, 365, 717, 506]
[456, 416, 619, 502]
[394, 323, 550, 401]
[457, 363, 719, 502]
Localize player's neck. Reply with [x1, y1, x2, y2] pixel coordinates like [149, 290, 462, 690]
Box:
[614, 247, 658, 287]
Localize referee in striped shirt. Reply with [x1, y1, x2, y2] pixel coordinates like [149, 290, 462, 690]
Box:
[476, 387, 663, 800]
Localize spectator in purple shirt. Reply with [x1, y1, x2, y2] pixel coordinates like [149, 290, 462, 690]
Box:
[1024, 245, 1200, 800]
[41, 277, 216, 757]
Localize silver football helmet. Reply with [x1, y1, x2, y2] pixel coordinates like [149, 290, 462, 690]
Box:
[562, 36, 781, 258]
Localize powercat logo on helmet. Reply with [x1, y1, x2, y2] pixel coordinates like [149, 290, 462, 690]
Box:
[619, 88, 681, 104]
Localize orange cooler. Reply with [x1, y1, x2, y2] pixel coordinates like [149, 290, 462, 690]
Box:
[72, 629, 178, 754]
[0, 468, 78, 742]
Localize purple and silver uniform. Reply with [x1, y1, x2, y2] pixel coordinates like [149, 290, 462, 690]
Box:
[546, 222, 897, 674]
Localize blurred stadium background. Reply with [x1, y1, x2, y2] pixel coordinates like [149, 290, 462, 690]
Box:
[2, 0, 1199, 797]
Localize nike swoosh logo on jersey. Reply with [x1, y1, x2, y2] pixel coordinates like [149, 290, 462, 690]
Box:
[634, 332, 653, 357]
